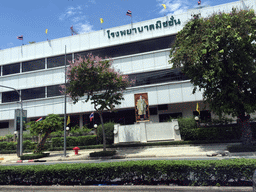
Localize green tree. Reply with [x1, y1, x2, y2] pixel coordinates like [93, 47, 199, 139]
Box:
[27, 114, 63, 153]
[170, 9, 256, 146]
[63, 54, 133, 151]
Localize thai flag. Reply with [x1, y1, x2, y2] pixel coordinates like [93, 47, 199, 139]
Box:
[89, 112, 94, 122]
[36, 117, 43, 122]
[17, 35, 23, 40]
[198, 0, 201, 5]
[126, 10, 132, 17]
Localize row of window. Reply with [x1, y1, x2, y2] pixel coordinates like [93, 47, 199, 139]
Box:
[1, 35, 176, 76]
[129, 68, 188, 87]
[2, 85, 62, 103]
[2, 54, 72, 76]
[1, 68, 188, 103]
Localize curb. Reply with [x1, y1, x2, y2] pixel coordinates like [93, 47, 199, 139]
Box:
[13, 159, 46, 163]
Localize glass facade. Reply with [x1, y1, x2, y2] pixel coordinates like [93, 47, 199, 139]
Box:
[2, 91, 19, 103]
[3, 63, 20, 76]
[129, 68, 189, 87]
[75, 35, 176, 59]
[21, 87, 45, 101]
[22, 59, 45, 72]
[47, 54, 72, 68]
[47, 85, 63, 97]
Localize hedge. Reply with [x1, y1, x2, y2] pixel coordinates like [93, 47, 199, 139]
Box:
[177, 118, 242, 141]
[0, 159, 255, 186]
[51, 135, 96, 147]
[20, 153, 50, 160]
[89, 150, 116, 157]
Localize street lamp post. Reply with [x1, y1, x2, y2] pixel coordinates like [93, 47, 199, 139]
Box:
[0, 85, 23, 156]
[94, 124, 98, 144]
[64, 45, 67, 157]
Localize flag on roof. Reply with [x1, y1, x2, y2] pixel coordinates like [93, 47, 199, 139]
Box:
[162, 4, 166, 9]
[36, 117, 43, 122]
[100, 18, 104, 24]
[17, 35, 23, 40]
[126, 10, 132, 17]
[45, 29, 48, 34]
[198, 0, 201, 5]
[89, 112, 94, 122]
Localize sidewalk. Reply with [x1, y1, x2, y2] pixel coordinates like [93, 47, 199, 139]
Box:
[1, 143, 255, 164]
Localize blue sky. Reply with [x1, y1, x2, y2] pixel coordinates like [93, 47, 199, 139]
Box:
[0, 0, 240, 50]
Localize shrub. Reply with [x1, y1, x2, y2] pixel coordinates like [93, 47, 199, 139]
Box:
[89, 150, 116, 157]
[51, 137, 64, 147]
[5, 132, 14, 140]
[77, 135, 96, 146]
[20, 152, 50, 160]
[51, 135, 97, 147]
[6, 142, 17, 150]
[23, 140, 37, 150]
[67, 137, 78, 147]
[0, 142, 8, 150]
[97, 121, 115, 144]
[176, 117, 198, 140]
[227, 144, 256, 152]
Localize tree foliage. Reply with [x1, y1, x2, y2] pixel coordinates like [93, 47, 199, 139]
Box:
[170, 8, 256, 145]
[27, 114, 63, 153]
[27, 114, 63, 136]
[63, 54, 133, 151]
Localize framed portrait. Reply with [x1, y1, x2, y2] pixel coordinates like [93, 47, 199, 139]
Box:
[134, 93, 150, 122]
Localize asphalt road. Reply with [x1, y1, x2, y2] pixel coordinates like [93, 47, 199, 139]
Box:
[3, 155, 256, 166]
[0, 186, 252, 192]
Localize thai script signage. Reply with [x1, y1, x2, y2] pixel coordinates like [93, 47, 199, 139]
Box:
[106, 16, 181, 39]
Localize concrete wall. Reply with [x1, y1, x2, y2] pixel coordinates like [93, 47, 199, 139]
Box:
[114, 120, 181, 144]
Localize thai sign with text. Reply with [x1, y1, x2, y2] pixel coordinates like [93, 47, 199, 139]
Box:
[106, 16, 181, 39]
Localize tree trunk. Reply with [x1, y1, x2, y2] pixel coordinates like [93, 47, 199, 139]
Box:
[34, 131, 51, 154]
[238, 114, 253, 146]
[98, 112, 106, 152]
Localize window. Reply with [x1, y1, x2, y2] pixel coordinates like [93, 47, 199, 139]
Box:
[22, 59, 45, 72]
[75, 35, 176, 59]
[128, 68, 189, 87]
[47, 85, 62, 97]
[47, 54, 72, 68]
[21, 87, 45, 100]
[2, 91, 19, 103]
[3, 63, 20, 75]
[0, 121, 9, 129]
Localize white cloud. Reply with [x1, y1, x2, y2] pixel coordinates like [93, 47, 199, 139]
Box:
[59, 6, 83, 21]
[72, 16, 86, 23]
[75, 22, 94, 34]
[60, 3, 95, 35]
[157, 0, 191, 15]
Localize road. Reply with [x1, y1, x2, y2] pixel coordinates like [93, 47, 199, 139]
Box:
[0, 185, 252, 192]
[2, 155, 256, 166]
